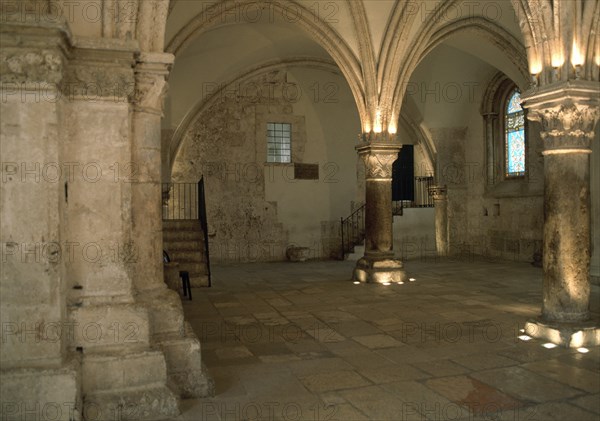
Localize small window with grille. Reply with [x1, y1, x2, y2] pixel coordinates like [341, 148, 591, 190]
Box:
[267, 122, 291, 163]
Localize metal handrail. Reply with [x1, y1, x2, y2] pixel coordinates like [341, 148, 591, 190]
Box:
[340, 203, 366, 258]
[392, 176, 435, 215]
[197, 178, 211, 287]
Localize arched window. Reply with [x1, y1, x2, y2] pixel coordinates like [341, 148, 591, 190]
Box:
[504, 90, 526, 177]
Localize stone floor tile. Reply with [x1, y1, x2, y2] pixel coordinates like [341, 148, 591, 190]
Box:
[522, 359, 600, 393]
[470, 366, 582, 403]
[178, 260, 599, 421]
[299, 370, 371, 393]
[352, 334, 404, 349]
[425, 375, 525, 415]
[451, 353, 520, 371]
[358, 363, 430, 384]
[569, 393, 600, 414]
[215, 345, 254, 360]
[412, 359, 472, 377]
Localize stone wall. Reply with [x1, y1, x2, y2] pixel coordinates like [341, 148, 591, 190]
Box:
[408, 44, 544, 264]
[171, 67, 361, 263]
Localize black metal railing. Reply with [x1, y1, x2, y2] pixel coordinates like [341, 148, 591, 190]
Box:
[162, 179, 211, 286]
[162, 182, 199, 220]
[340, 204, 365, 258]
[198, 178, 211, 286]
[393, 176, 435, 214]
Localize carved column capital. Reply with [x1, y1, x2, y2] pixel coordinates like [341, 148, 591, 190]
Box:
[64, 38, 138, 102]
[0, 20, 70, 88]
[132, 52, 174, 115]
[522, 81, 599, 154]
[356, 134, 401, 181]
[428, 185, 448, 201]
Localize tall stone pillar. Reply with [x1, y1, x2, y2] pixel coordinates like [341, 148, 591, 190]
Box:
[131, 53, 214, 398]
[522, 81, 600, 347]
[429, 185, 449, 256]
[0, 18, 80, 420]
[353, 133, 405, 283]
[131, 53, 172, 292]
[61, 37, 181, 419]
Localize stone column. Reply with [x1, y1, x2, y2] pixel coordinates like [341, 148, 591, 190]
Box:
[353, 133, 405, 283]
[483, 113, 498, 185]
[0, 18, 80, 419]
[131, 53, 214, 399]
[429, 185, 449, 256]
[522, 81, 600, 347]
[61, 39, 181, 418]
[131, 52, 173, 292]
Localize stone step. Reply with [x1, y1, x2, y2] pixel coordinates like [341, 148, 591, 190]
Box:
[176, 262, 208, 274]
[83, 385, 179, 421]
[346, 244, 365, 261]
[165, 240, 204, 251]
[163, 230, 204, 242]
[190, 274, 210, 288]
[81, 349, 168, 394]
[168, 250, 205, 262]
[163, 219, 202, 230]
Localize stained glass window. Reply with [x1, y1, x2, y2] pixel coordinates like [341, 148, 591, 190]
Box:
[505, 90, 525, 177]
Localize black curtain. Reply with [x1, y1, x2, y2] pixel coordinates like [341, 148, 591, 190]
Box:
[392, 145, 414, 201]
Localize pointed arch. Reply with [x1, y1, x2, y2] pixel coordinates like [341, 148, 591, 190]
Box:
[165, 0, 368, 128]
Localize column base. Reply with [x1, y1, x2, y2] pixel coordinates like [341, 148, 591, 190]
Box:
[524, 318, 600, 348]
[353, 257, 406, 284]
[84, 385, 179, 421]
[156, 322, 215, 398]
[0, 360, 81, 421]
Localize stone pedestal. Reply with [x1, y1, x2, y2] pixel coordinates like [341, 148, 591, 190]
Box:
[429, 185, 448, 256]
[522, 81, 600, 347]
[353, 134, 406, 283]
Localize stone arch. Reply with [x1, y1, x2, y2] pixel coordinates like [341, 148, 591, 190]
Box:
[167, 57, 345, 175]
[165, 0, 368, 128]
[390, 17, 530, 127]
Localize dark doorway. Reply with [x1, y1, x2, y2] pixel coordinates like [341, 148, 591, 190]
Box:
[392, 145, 414, 201]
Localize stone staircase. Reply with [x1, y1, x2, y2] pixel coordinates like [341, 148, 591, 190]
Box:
[163, 220, 210, 287]
[346, 242, 365, 261]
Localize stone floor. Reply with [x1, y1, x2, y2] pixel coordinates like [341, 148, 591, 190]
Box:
[175, 258, 600, 421]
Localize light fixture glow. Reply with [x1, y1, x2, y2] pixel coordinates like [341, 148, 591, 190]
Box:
[409, 278, 416, 282]
[571, 42, 584, 66]
[388, 113, 397, 135]
[577, 347, 589, 354]
[373, 110, 383, 133]
[529, 61, 542, 75]
[518, 335, 532, 341]
[571, 330, 585, 348]
[397, 281, 404, 285]
[353, 281, 360, 285]
[542, 342, 557, 349]
[519, 329, 525, 333]
[382, 282, 391, 286]
[551, 53, 564, 68]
